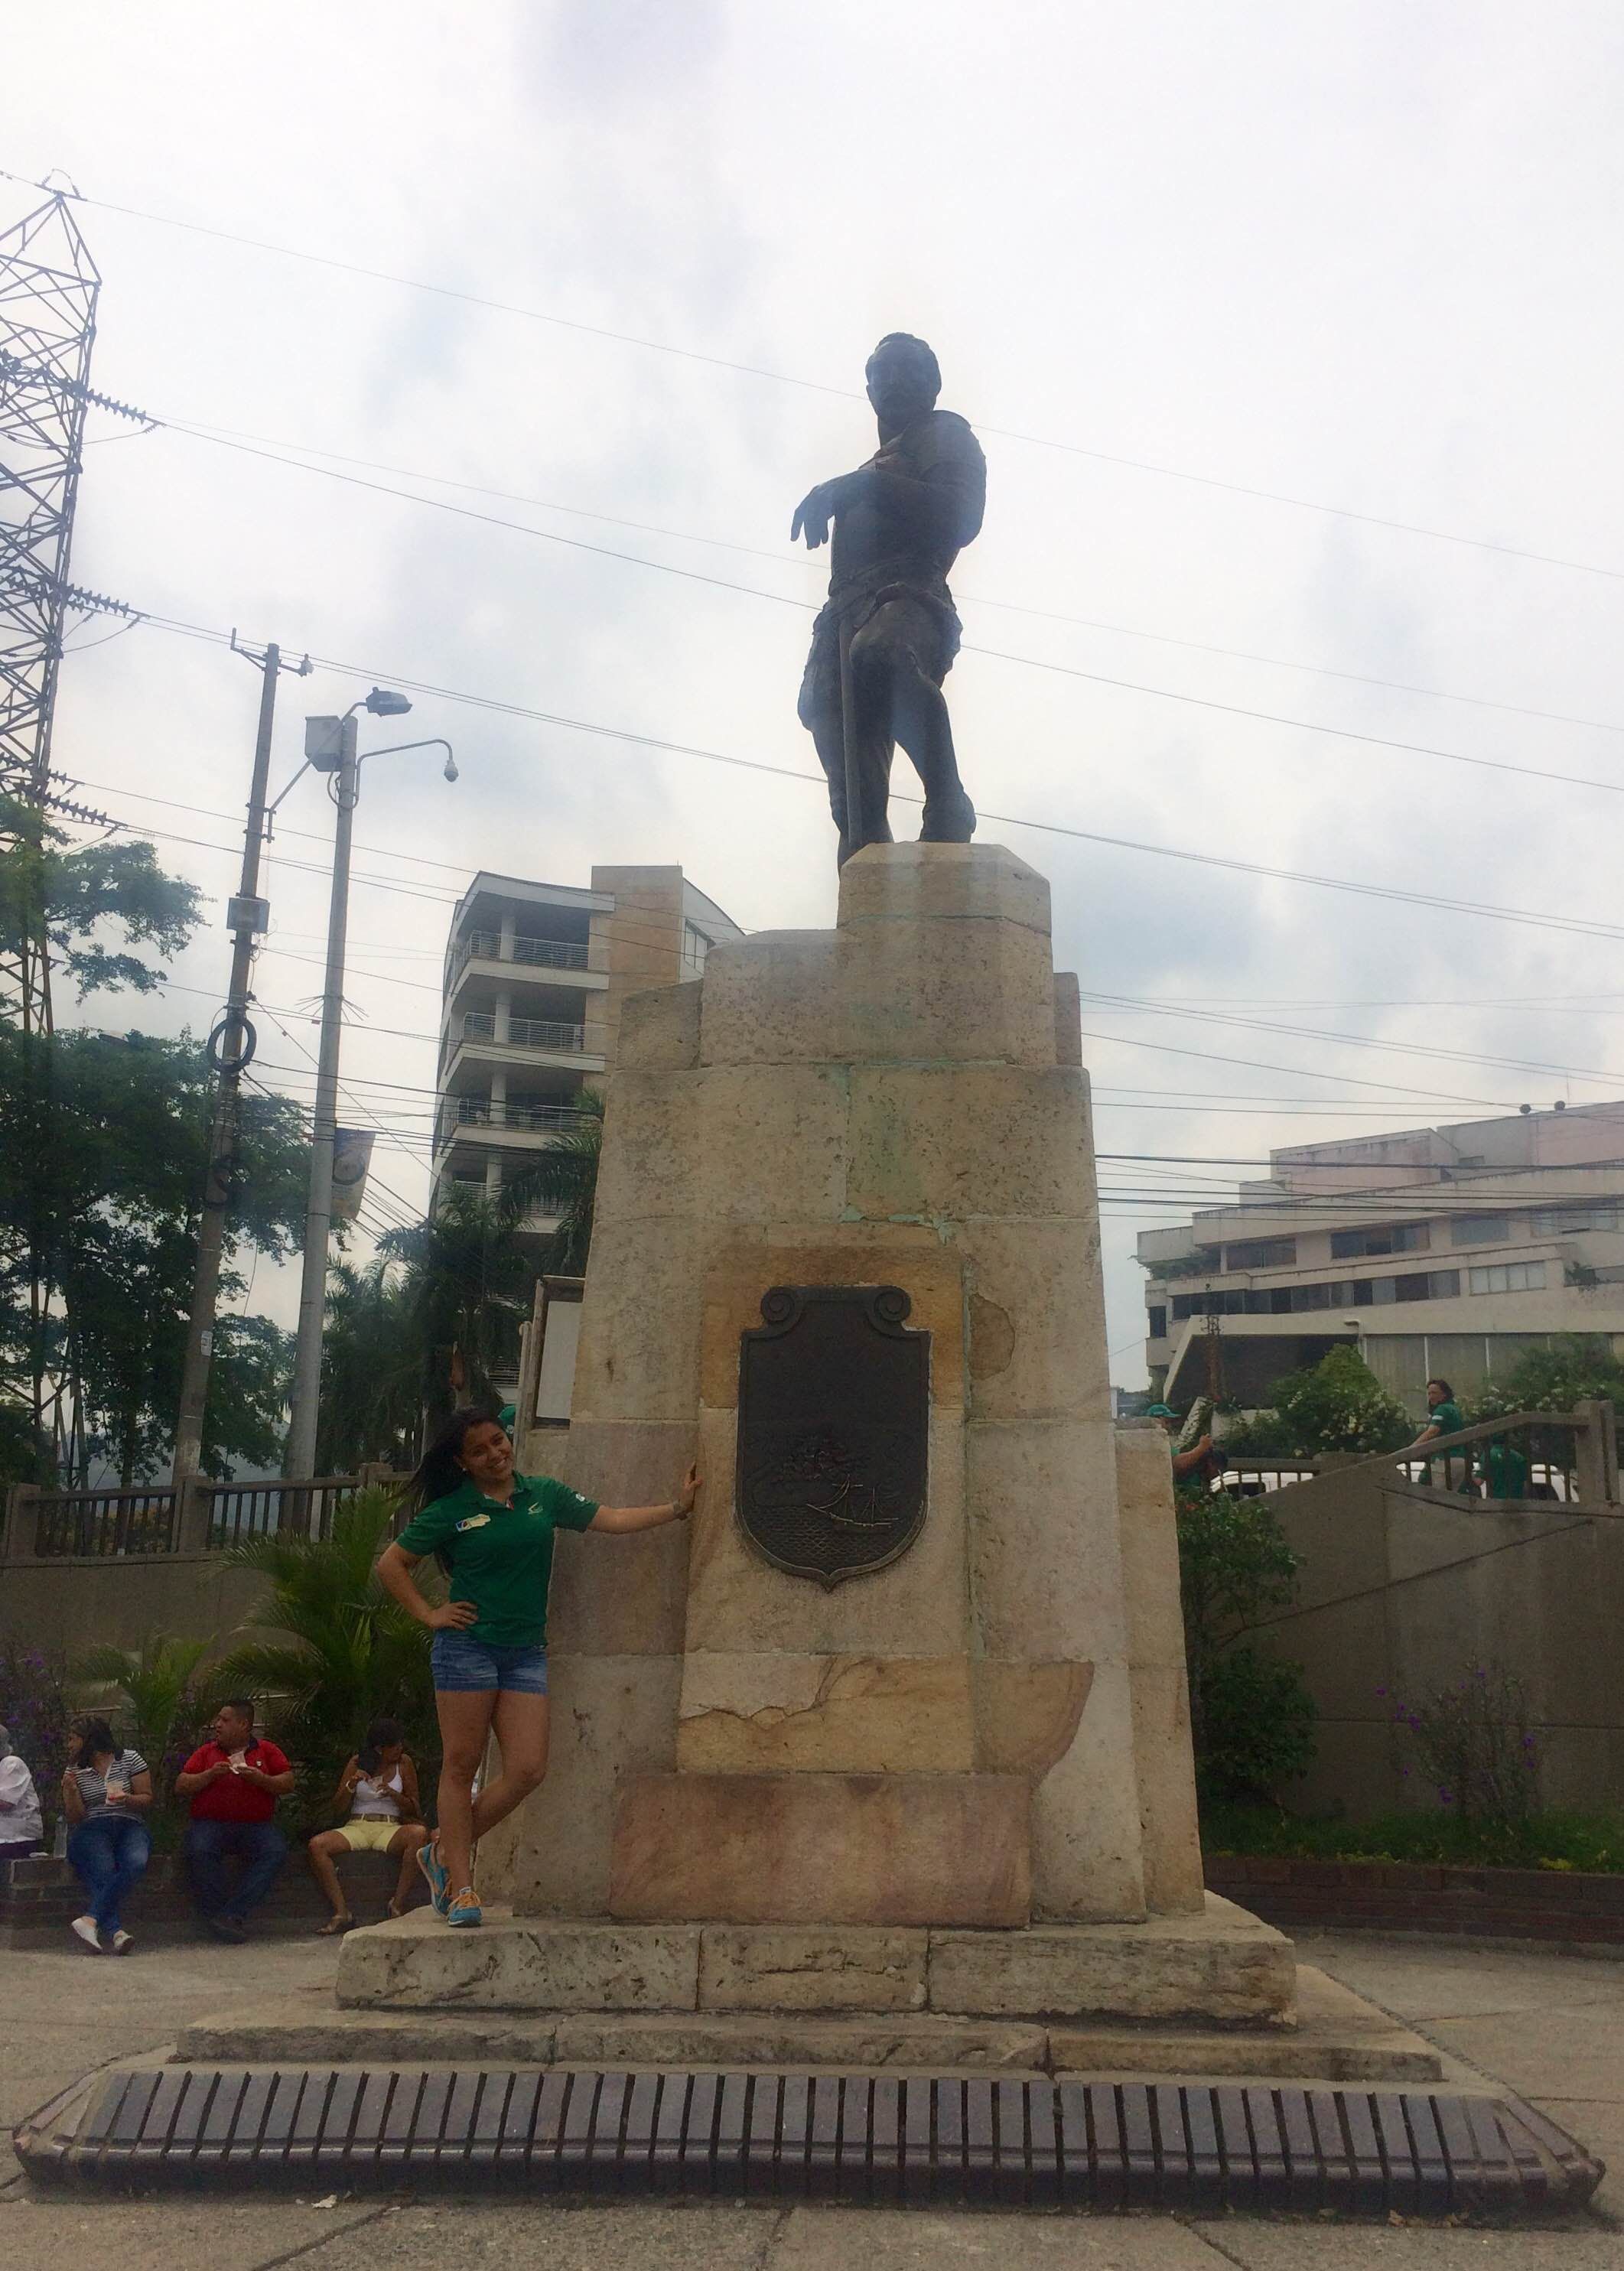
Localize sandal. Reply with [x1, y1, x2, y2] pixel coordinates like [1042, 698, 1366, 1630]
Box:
[318, 1911, 354, 1936]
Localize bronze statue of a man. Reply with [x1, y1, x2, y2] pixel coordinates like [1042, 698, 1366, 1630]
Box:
[792, 333, 985, 866]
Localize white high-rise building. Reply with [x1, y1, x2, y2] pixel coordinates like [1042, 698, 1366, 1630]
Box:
[434, 864, 742, 1245]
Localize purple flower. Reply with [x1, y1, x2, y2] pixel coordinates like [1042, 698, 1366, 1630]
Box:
[1375, 1686, 1388, 1698]
[1438, 1788, 1453, 1804]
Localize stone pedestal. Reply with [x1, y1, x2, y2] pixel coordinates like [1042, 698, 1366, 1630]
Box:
[466, 842, 1268, 2022]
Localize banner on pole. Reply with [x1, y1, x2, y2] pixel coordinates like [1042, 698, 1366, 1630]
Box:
[330, 1128, 376, 1224]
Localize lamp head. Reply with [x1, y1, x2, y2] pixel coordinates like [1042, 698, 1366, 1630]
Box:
[364, 687, 412, 717]
[443, 753, 459, 782]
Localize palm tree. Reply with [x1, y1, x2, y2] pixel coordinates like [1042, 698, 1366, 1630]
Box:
[505, 1088, 604, 1276]
[379, 1091, 605, 1430]
[75, 1632, 230, 1800]
[213, 1488, 437, 1823]
[317, 1254, 420, 1473]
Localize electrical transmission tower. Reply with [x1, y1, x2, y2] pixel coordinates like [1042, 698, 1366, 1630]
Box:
[0, 189, 103, 1036]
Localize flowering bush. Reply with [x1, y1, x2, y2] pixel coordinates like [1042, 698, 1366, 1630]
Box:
[0, 1637, 71, 1838]
[1220, 1347, 1413, 1458]
[1385, 1662, 1538, 1833]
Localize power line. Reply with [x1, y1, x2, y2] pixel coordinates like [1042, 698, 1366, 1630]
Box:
[119, 411, 1624, 740]
[124, 425, 1624, 809]
[98, 610, 1624, 951]
[12, 165, 1622, 583]
[1081, 991, 1624, 1092]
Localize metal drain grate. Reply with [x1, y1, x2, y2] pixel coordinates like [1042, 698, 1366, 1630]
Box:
[15, 2066, 1603, 2217]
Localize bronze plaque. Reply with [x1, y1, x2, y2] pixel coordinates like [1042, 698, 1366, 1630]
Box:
[736, 1285, 930, 1589]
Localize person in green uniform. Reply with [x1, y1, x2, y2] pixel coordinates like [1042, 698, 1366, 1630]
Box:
[1406, 1377, 1466, 1486]
[377, 1408, 699, 1928]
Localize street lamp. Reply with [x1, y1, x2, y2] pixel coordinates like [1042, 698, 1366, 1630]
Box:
[282, 691, 458, 1482]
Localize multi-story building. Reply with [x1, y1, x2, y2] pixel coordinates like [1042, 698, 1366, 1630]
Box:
[433, 863, 742, 1241]
[1139, 1103, 1624, 1415]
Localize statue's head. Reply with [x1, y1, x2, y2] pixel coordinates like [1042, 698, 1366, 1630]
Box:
[866, 333, 941, 432]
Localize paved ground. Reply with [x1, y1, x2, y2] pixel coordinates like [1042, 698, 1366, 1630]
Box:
[2, 1926, 1621, 2267]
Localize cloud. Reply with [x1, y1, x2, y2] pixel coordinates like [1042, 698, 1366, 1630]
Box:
[9, 0, 1622, 1370]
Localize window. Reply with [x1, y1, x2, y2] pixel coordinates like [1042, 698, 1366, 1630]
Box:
[1469, 1261, 1548, 1295]
[1331, 1222, 1428, 1259]
[681, 921, 712, 978]
[1225, 1237, 1296, 1271]
[1450, 1214, 1514, 1247]
[1147, 1305, 1167, 1340]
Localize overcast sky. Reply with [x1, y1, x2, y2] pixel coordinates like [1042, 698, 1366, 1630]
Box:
[8, 1, 1624, 1383]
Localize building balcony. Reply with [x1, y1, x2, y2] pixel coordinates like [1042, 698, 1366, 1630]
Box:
[434, 1097, 594, 1161]
[457, 929, 592, 978]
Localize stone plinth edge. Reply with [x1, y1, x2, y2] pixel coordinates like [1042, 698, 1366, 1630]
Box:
[335, 1892, 1293, 2027]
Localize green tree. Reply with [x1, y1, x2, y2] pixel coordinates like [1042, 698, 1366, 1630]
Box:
[324, 1092, 605, 1450]
[0, 799, 201, 1007]
[379, 1186, 539, 1430]
[317, 1254, 421, 1474]
[1177, 1486, 1316, 1802]
[513, 1088, 604, 1276]
[212, 1488, 438, 1824]
[0, 1027, 306, 1479]
[1219, 1345, 1412, 1458]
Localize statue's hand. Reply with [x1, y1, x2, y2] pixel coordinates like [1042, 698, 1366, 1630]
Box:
[790, 483, 835, 549]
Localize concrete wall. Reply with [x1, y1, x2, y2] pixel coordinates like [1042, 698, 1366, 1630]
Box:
[1252, 1468, 1624, 1817]
[0, 1551, 273, 1661]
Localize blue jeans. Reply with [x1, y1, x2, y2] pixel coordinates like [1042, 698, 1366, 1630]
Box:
[68, 1815, 151, 1937]
[184, 1817, 288, 1921]
[431, 1628, 548, 1693]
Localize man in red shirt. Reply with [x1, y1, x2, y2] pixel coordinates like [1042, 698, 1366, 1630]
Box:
[174, 1697, 295, 1943]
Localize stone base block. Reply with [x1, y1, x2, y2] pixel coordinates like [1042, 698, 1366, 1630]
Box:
[337, 1913, 700, 2011]
[608, 1770, 1031, 1927]
[337, 1893, 1292, 2029]
[929, 1895, 1295, 2028]
[184, 1961, 1440, 2084]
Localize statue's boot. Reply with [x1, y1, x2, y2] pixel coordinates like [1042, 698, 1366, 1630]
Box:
[919, 786, 976, 842]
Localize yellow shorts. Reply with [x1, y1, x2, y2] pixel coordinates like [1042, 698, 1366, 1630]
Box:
[336, 1817, 408, 1853]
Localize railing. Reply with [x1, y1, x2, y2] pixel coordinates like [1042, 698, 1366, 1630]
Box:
[457, 929, 591, 975]
[454, 1098, 590, 1134]
[5, 1467, 411, 1560]
[30, 1487, 178, 1557]
[1206, 1407, 1621, 1506]
[1216, 1407, 1616, 1509]
[461, 1011, 586, 1053]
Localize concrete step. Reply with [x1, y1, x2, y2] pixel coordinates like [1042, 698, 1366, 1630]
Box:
[173, 1964, 1441, 2084]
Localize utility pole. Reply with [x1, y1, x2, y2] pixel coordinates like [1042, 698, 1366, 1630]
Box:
[171, 639, 309, 1486]
[279, 701, 454, 1482]
[283, 714, 359, 1485]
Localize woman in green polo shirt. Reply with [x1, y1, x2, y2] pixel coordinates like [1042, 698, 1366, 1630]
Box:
[378, 1408, 699, 1929]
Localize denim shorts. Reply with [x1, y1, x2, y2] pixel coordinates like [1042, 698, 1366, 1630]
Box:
[430, 1628, 549, 1695]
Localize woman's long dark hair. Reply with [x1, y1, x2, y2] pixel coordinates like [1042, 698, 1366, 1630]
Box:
[73, 1715, 122, 1764]
[357, 1716, 404, 1777]
[399, 1406, 507, 1519]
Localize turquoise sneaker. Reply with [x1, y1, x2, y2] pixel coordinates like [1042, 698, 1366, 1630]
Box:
[446, 1888, 483, 1928]
[415, 1835, 450, 1917]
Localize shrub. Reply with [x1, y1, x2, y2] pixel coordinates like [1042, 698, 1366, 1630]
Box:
[1177, 1489, 1316, 1802]
[211, 1486, 438, 1827]
[1470, 1334, 1624, 1423]
[0, 1637, 70, 1840]
[1219, 1345, 1412, 1458]
[1196, 1646, 1318, 1804]
[1386, 1661, 1538, 1833]
[73, 1632, 232, 1807]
